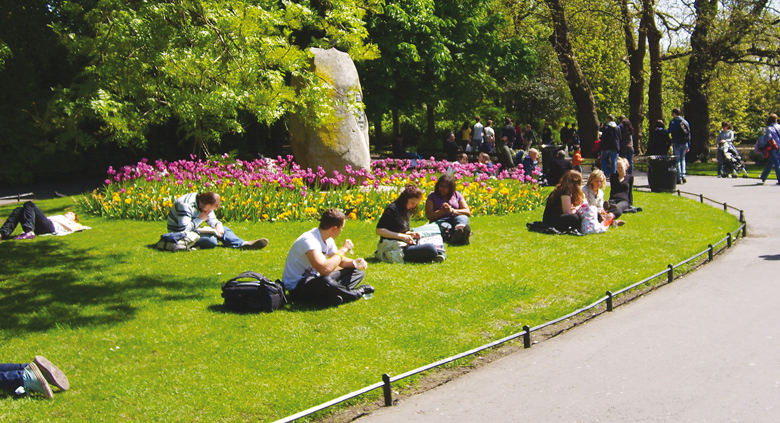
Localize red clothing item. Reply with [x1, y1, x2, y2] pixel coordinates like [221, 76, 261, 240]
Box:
[572, 151, 583, 166]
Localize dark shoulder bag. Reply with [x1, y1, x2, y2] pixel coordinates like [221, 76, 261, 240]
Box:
[221, 271, 287, 313]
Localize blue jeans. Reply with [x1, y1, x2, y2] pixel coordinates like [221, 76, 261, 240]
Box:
[403, 243, 444, 263]
[0, 363, 26, 392]
[434, 215, 470, 242]
[621, 148, 634, 174]
[760, 149, 780, 182]
[601, 150, 618, 176]
[0, 202, 55, 238]
[673, 143, 688, 182]
[195, 227, 245, 249]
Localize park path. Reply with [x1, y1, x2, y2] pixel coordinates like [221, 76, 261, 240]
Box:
[359, 174, 780, 423]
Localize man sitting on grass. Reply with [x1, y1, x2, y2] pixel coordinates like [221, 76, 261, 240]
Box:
[166, 191, 268, 250]
[282, 208, 373, 306]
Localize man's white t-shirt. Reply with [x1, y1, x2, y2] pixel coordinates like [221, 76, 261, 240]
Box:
[472, 122, 484, 141]
[282, 228, 337, 290]
[484, 126, 495, 143]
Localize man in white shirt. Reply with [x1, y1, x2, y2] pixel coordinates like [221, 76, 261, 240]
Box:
[282, 209, 373, 306]
[471, 116, 484, 151]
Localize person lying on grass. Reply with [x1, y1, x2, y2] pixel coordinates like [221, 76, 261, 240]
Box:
[425, 174, 472, 245]
[0, 356, 69, 399]
[376, 184, 445, 263]
[0, 201, 83, 241]
[166, 191, 268, 250]
[282, 208, 373, 307]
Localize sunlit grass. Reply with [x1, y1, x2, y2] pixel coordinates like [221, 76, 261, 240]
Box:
[0, 192, 740, 422]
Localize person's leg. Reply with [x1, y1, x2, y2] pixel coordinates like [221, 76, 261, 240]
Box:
[195, 234, 219, 249]
[601, 150, 612, 176]
[292, 273, 363, 304]
[673, 144, 686, 183]
[435, 218, 454, 242]
[607, 200, 630, 219]
[770, 149, 780, 183]
[624, 148, 634, 174]
[0, 207, 23, 239]
[553, 213, 581, 232]
[329, 268, 366, 291]
[402, 243, 438, 263]
[215, 227, 245, 248]
[0, 364, 26, 392]
[25, 202, 56, 235]
[610, 151, 619, 176]
[717, 148, 724, 176]
[449, 215, 471, 245]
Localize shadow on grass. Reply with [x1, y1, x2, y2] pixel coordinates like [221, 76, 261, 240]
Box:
[0, 239, 206, 338]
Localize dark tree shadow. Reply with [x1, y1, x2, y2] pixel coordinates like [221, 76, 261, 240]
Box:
[759, 254, 780, 261]
[0, 238, 209, 338]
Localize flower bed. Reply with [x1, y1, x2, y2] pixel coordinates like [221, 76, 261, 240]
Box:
[78, 155, 545, 222]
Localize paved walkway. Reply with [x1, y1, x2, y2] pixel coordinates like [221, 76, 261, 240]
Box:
[360, 174, 780, 422]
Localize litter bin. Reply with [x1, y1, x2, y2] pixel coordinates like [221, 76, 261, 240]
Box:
[647, 155, 678, 192]
[541, 144, 563, 177]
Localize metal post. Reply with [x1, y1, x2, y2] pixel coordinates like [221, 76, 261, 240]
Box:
[723, 202, 727, 211]
[523, 325, 531, 348]
[667, 264, 674, 283]
[739, 210, 744, 222]
[606, 291, 613, 312]
[742, 223, 747, 237]
[677, 189, 681, 197]
[727, 233, 732, 248]
[382, 374, 393, 406]
[708, 244, 713, 262]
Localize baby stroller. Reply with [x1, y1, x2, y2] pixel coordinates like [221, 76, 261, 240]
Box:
[721, 141, 748, 178]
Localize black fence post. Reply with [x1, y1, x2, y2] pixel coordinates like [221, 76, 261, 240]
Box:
[723, 202, 727, 211]
[727, 233, 732, 248]
[667, 264, 674, 283]
[708, 244, 713, 262]
[700, 194, 704, 203]
[677, 189, 681, 197]
[523, 325, 531, 348]
[382, 374, 393, 406]
[739, 210, 744, 222]
[606, 291, 613, 312]
[742, 223, 747, 237]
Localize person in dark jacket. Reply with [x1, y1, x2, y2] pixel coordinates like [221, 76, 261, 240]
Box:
[546, 150, 574, 186]
[618, 115, 634, 174]
[599, 114, 621, 176]
[647, 120, 671, 156]
[501, 117, 517, 149]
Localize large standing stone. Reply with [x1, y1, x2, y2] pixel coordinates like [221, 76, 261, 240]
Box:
[289, 48, 370, 175]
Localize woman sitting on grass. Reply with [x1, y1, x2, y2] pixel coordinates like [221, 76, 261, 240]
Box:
[376, 184, 444, 263]
[425, 174, 471, 245]
[583, 169, 623, 227]
[542, 170, 585, 232]
[0, 201, 83, 241]
[606, 157, 633, 223]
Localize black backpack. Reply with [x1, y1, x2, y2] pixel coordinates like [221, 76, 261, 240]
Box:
[678, 119, 691, 143]
[221, 271, 287, 313]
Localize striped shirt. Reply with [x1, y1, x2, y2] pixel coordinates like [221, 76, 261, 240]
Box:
[167, 192, 220, 233]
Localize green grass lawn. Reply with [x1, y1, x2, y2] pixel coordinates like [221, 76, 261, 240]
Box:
[0, 192, 740, 422]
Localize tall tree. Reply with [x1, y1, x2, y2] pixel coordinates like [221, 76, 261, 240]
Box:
[682, 0, 777, 160]
[619, 0, 646, 152]
[544, 0, 599, 153]
[644, 0, 663, 128]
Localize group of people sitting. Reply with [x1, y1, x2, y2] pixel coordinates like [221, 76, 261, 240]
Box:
[542, 157, 634, 234]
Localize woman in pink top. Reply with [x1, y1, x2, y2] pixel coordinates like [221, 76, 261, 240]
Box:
[425, 174, 472, 245]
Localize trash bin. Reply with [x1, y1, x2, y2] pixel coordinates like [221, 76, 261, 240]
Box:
[541, 145, 563, 177]
[647, 155, 678, 192]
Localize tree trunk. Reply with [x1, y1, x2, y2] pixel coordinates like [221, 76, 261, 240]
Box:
[426, 103, 435, 142]
[621, 0, 646, 154]
[544, 0, 600, 156]
[645, 0, 663, 128]
[392, 109, 400, 138]
[374, 117, 383, 149]
[683, 0, 718, 162]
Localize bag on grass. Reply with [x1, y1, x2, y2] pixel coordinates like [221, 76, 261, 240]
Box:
[155, 231, 200, 252]
[221, 271, 287, 313]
